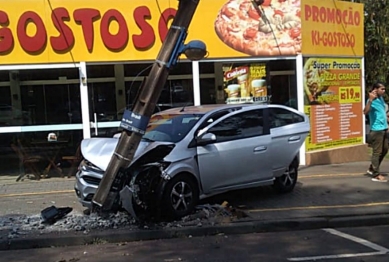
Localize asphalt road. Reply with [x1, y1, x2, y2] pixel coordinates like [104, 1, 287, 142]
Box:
[1, 225, 388, 262]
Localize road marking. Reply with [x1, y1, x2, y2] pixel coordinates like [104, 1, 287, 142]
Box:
[0, 190, 74, 198]
[0, 173, 360, 198]
[248, 201, 389, 213]
[288, 251, 387, 261]
[323, 228, 389, 252]
[287, 228, 389, 261]
[300, 173, 362, 179]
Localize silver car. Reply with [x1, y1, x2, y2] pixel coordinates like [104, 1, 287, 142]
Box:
[75, 104, 310, 219]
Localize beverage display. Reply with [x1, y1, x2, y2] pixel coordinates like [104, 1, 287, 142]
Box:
[223, 63, 268, 104]
[251, 79, 267, 97]
[226, 84, 241, 97]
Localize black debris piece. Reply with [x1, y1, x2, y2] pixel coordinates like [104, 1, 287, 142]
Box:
[41, 206, 73, 224]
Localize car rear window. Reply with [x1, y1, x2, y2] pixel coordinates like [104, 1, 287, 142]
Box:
[269, 108, 304, 128]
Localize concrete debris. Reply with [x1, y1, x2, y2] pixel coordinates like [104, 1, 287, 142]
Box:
[0, 202, 247, 240]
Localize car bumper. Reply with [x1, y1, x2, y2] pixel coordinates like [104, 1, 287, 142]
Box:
[74, 167, 102, 209]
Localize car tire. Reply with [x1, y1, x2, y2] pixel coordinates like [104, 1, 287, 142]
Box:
[162, 174, 199, 220]
[273, 160, 298, 193]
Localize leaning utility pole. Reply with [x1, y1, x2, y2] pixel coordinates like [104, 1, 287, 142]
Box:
[92, 0, 201, 211]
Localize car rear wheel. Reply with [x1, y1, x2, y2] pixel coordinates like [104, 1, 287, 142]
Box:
[273, 161, 298, 193]
[162, 174, 199, 220]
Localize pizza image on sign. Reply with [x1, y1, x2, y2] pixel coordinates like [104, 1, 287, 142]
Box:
[214, 0, 301, 56]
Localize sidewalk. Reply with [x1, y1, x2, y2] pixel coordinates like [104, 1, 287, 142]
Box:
[1, 160, 388, 250]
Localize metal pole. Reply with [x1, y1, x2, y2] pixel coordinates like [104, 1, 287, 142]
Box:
[92, 0, 201, 211]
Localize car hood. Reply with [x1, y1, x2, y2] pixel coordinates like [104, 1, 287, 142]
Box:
[80, 137, 174, 171]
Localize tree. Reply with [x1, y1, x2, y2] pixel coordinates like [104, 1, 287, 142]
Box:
[352, 0, 389, 89]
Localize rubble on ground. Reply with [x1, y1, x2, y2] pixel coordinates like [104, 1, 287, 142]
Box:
[0, 202, 248, 240]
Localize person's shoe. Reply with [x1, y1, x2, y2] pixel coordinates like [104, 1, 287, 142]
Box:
[366, 166, 374, 176]
[372, 174, 387, 182]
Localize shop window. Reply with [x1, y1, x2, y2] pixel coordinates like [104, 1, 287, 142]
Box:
[268, 60, 296, 71]
[124, 63, 152, 77]
[270, 74, 297, 109]
[199, 62, 215, 74]
[87, 64, 115, 78]
[200, 78, 216, 104]
[125, 78, 193, 110]
[0, 87, 11, 107]
[169, 62, 192, 75]
[0, 71, 9, 81]
[0, 129, 83, 178]
[19, 68, 79, 81]
[88, 82, 117, 121]
[20, 84, 81, 125]
[124, 62, 192, 77]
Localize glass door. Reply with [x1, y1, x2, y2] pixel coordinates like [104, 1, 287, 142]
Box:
[88, 82, 120, 137]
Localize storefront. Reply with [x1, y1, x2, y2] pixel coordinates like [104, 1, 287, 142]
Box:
[0, 0, 364, 178]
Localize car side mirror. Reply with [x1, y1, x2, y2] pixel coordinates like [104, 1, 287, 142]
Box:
[196, 132, 216, 146]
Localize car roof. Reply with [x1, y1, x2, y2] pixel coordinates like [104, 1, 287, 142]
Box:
[154, 103, 267, 116]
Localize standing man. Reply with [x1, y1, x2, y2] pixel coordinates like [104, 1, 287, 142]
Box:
[364, 82, 388, 182]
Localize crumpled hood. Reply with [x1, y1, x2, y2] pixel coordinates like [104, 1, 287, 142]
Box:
[80, 137, 173, 171]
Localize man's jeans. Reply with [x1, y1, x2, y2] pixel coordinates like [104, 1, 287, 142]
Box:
[369, 130, 388, 174]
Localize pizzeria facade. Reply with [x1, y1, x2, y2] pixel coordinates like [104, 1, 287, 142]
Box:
[0, 0, 365, 180]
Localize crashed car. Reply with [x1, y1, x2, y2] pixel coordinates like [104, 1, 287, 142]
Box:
[75, 104, 310, 219]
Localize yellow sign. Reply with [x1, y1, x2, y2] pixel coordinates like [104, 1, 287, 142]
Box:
[0, 0, 245, 65]
[0, 0, 364, 64]
[301, 0, 364, 56]
[303, 57, 363, 152]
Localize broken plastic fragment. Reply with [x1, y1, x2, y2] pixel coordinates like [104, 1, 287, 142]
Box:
[41, 206, 73, 225]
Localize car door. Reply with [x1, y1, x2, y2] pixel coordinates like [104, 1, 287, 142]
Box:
[196, 108, 272, 194]
[268, 106, 310, 175]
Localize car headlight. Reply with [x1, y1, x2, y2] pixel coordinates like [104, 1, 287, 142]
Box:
[80, 159, 104, 174]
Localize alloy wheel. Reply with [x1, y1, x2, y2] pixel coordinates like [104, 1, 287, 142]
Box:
[279, 165, 297, 187]
[170, 181, 194, 212]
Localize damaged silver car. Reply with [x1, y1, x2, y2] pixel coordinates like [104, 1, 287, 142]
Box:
[74, 104, 310, 219]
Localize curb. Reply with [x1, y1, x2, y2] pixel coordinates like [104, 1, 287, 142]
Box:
[1, 213, 389, 251]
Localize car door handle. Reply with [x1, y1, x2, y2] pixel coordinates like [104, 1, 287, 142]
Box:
[288, 136, 301, 142]
[254, 146, 267, 152]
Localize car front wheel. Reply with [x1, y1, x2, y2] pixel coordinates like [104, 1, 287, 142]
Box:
[162, 174, 199, 220]
[273, 161, 298, 193]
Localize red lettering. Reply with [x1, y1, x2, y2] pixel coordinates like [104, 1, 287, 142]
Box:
[319, 7, 326, 22]
[304, 5, 311, 21]
[132, 6, 155, 50]
[73, 8, 100, 52]
[158, 8, 176, 42]
[50, 8, 75, 52]
[312, 6, 319, 22]
[17, 11, 47, 53]
[100, 9, 129, 51]
[354, 11, 361, 26]
[336, 10, 342, 24]
[326, 8, 335, 23]
[0, 11, 14, 53]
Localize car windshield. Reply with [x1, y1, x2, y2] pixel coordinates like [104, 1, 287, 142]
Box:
[143, 113, 203, 143]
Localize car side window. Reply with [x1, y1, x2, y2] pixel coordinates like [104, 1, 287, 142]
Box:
[208, 109, 265, 143]
[269, 108, 304, 128]
[196, 108, 241, 135]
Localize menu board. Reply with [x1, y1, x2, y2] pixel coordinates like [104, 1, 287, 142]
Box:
[223, 63, 269, 104]
[303, 57, 363, 152]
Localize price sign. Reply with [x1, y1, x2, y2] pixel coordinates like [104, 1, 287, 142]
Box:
[339, 86, 361, 103]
